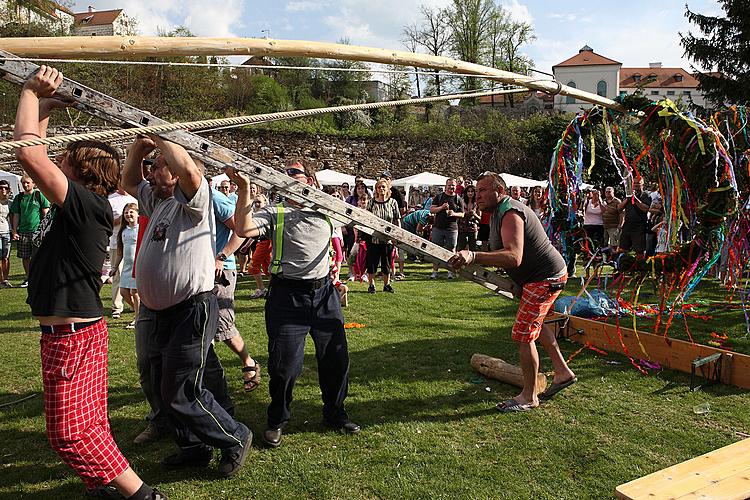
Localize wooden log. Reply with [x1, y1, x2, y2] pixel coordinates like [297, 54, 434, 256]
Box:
[0, 36, 624, 112]
[470, 353, 548, 394]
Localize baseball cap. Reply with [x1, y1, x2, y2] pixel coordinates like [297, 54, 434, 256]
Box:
[380, 170, 392, 179]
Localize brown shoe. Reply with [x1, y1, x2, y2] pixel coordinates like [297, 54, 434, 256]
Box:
[134, 423, 166, 445]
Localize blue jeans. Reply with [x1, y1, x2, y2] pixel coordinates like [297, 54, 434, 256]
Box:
[137, 292, 246, 450]
[265, 278, 350, 429]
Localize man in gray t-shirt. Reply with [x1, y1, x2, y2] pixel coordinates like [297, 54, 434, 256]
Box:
[123, 135, 251, 477]
[450, 172, 577, 413]
[228, 160, 359, 449]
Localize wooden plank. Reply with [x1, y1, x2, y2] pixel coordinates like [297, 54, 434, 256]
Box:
[616, 439, 750, 500]
[678, 472, 750, 500]
[546, 312, 750, 390]
[0, 36, 624, 111]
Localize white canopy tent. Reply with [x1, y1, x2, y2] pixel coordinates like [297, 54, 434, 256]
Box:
[0, 170, 22, 195]
[499, 173, 547, 189]
[392, 172, 449, 203]
[316, 169, 375, 188]
[210, 173, 229, 189]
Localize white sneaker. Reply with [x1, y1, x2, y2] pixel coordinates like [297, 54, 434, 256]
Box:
[430, 271, 438, 280]
[250, 288, 266, 299]
[20, 280, 29, 288]
[447, 272, 455, 279]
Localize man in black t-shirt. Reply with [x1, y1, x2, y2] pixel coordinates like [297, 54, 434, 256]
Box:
[429, 178, 465, 279]
[617, 176, 651, 256]
[14, 65, 165, 499]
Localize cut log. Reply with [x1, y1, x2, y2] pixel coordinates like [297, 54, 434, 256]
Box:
[470, 353, 548, 394]
[0, 36, 624, 112]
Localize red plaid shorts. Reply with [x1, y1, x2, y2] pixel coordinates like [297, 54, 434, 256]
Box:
[40, 319, 129, 488]
[512, 274, 567, 343]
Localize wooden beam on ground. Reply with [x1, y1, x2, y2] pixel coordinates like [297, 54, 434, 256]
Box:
[470, 353, 548, 394]
[0, 36, 625, 112]
[547, 312, 750, 390]
[615, 438, 750, 499]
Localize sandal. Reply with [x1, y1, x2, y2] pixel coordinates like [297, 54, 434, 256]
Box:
[495, 399, 536, 413]
[242, 363, 261, 392]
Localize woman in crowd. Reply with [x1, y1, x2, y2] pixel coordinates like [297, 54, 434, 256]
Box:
[110, 202, 140, 328]
[366, 179, 400, 293]
[582, 188, 604, 249]
[346, 181, 368, 206]
[0, 180, 11, 288]
[528, 186, 548, 220]
[457, 184, 479, 252]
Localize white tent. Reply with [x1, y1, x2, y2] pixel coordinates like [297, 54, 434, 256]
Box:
[392, 172, 449, 188]
[392, 172, 449, 206]
[210, 173, 229, 189]
[316, 169, 375, 188]
[499, 173, 547, 189]
[0, 170, 22, 195]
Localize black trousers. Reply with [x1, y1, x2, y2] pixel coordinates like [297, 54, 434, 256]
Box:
[265, 278, 350, 429]
[138, 292, 247, 450]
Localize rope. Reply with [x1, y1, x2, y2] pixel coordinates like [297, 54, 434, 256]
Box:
[1, 87, 531, 152]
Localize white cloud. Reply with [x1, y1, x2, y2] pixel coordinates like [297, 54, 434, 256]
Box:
[502, 0, 533, 25]
[70, 0, 245, 37]
[285, 1, 326, 12]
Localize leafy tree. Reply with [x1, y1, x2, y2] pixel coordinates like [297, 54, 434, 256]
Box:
[680, 0, 750, 106]
[448, 0, 495, 93]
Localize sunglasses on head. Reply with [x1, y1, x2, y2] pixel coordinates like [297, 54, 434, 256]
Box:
[286, 168, 306, 177]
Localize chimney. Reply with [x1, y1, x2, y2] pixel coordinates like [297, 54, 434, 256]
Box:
[88, 6, 95, 12]
[649, 62, 662, 68]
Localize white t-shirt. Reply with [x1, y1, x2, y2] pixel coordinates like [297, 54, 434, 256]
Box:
[108, 191, 137, 248]
[0, 199, 9, 234]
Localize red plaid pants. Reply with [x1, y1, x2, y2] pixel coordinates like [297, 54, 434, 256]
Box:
[40, 319, 129, 488]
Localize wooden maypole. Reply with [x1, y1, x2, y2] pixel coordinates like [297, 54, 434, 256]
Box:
[0, 36, 625, 112]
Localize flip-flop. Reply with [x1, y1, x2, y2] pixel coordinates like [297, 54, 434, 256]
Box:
[539, 377, 578, 401]
[495, 399, 536, 413]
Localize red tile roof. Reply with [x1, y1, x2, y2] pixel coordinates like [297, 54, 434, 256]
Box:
[73, 9, 122, 27]
[553, 48, 621, 68]
[620, 68, 698, 88]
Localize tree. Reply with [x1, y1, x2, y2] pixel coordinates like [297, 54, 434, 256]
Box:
[400, 25, 422, 98]
[486, 6, 535, 107]
[405, 5, 452, 96]
[680, 1, 750, 106]
[448, 0, 495, 93]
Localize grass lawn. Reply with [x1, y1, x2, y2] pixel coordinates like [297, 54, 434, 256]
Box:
[1, 256, 749, 499]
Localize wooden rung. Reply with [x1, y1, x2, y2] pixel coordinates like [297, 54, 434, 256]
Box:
[616, 439, 750, 500]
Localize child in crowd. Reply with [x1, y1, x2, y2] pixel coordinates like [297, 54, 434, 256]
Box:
[110, 203, 139, 328]
[249, 194, 271, 299]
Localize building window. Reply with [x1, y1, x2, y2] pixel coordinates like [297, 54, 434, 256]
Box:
[651, 90, 659, 95]
[596, 80, 607, 97]
[566, 81, 576, 104]
[682, 90, 691, 95]
[633, 73, 642, 82]
[666, 90, 675, 96]
[674, 74, 683, 82]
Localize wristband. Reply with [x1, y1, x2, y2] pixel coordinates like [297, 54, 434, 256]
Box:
[216, 252, 228, 261]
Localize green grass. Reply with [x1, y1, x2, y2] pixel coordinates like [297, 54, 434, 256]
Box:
[1, 256, 749, 499]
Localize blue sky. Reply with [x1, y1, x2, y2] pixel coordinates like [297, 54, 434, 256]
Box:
[70, 0, 723, 76]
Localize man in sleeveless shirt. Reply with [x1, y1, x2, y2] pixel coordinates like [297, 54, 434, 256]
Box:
[449, 172, 577, 412]
[228, 160, 359, 449]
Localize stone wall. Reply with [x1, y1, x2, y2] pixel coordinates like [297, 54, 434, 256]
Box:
[1, 126, 501, 180]
[201, 129, 499, 180]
